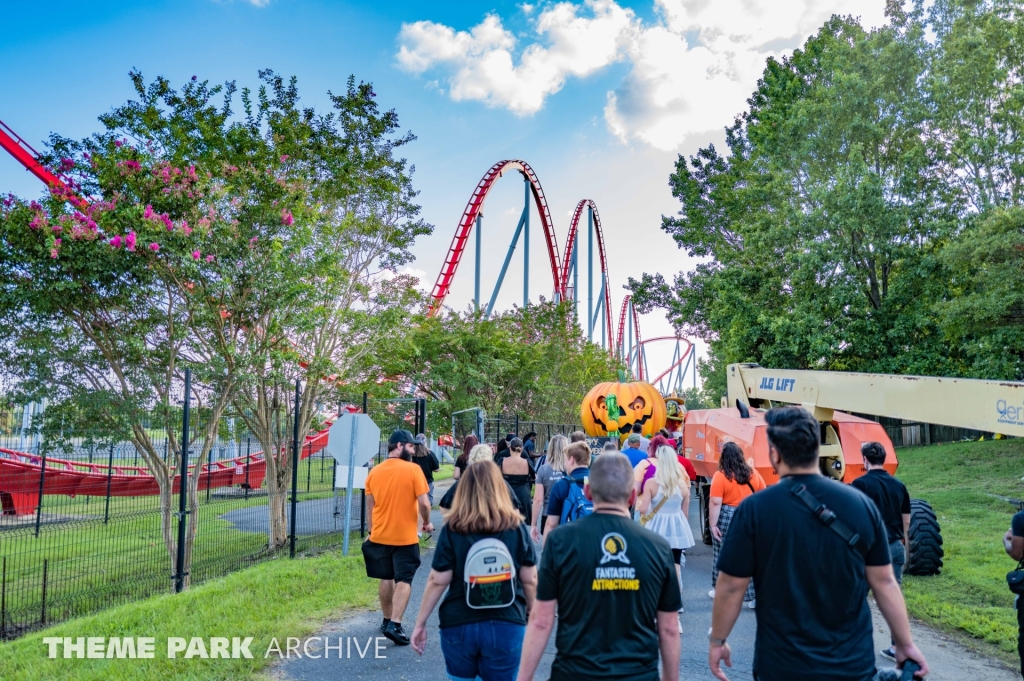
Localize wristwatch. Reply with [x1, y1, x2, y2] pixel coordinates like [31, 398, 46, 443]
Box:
[708, 627, 727, 646]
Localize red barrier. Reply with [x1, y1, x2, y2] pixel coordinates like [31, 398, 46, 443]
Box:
[0, 425, 333, 515]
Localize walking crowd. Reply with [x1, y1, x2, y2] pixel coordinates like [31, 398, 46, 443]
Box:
[359, 407, 934, 681]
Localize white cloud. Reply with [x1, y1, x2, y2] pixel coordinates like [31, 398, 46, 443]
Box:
[396, 0, 637, 115]
[396, 0, 888, 148]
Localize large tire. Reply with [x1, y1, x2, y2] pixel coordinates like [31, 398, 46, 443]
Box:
[906, 499, 944, 576]
[698, 480, 712, 545]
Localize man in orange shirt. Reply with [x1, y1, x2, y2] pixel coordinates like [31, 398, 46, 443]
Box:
[363, 429, 434, 646]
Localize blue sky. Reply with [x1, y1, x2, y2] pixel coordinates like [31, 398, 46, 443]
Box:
[0, 0, 889, 386]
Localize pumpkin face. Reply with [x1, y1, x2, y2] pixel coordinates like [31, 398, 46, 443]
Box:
[580, 381, 667, 439]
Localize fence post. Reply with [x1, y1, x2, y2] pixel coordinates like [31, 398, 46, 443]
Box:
[174, 368, 192, 594]
[244, 437, 251, 500]
[104, 444, 114, 524]
[34, 447, 46, 538]
[289, 379, 300, 559]
[1, 555, 6, 639]
[361, 392, 368, 537]
[306, 441, 312, 492]
[205, 446, 212, 503]
[515, 415, 520, 437]
[40, 558, 48, 626]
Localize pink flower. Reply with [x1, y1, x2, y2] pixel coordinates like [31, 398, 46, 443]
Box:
[162, 214, 173, 230]
[192, 250, 201, 260]
[205, 254, 215, 263]
[110, 235, 122, 248]
[249, 236, 258, 245]
[181, 220, 192, 235]
[60, 158, 75, 171]
[55, 238, 62, 245]
[280, 155, 289, 162]
[149, 242, 160, 252]
[143, 205, 154, 220]
[125, 231, 137, 252]
[114, 140, 123, 148]
[281, 209, 294, 226]
[50, 248, 58, 259]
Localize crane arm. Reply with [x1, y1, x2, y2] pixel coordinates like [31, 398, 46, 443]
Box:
[726, 362, 1024, 437]
[0, 119, 89, 209]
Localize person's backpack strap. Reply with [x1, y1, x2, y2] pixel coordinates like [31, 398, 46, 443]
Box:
[789, 482, 869, 560]
[745, 481, 756, 495]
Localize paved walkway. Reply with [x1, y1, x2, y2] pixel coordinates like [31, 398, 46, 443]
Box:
[271, 483, 1017, 681]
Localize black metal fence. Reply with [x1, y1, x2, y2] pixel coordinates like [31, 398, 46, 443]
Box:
[854, 414, 989, 448]
[0, 384, 436, 641]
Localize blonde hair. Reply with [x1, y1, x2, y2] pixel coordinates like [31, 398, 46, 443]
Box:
[446, 461, 524, 533]
[653, 445, 687, 496]
[468, 444, 494, 464]
[546, 434, 568, 473]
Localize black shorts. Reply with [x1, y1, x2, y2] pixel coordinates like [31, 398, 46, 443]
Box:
[671, 549, 683, 565]
[361, 540, 420, 584]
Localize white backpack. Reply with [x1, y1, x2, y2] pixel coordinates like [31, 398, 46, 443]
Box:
[464, 537, 517, 609]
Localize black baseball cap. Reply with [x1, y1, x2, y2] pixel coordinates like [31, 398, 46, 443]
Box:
[388, 429, 415, 446]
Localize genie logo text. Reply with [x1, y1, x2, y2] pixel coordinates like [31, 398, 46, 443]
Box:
[997, 400, 1024, 426]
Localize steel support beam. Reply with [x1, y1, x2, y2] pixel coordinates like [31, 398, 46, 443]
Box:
[485, 209, 527, 319]
[587, 206, 593, 342]
[523, 179, 530, 308]
[474, 214, 482, 313]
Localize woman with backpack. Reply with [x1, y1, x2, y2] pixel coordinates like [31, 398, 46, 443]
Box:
[637, 445, 694, 631]
[502, 437, 534, 526]
[410, 460, 537, 681]
[708, 441, 765, 607]
[531, 434, 567, 542]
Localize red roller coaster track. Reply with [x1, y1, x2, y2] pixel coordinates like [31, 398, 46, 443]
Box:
[427, 160, 561, 316]
[561, 199, 613, 346]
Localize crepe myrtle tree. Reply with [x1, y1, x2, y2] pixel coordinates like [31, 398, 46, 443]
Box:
[221, 73, 432, 550]
[0, 71, 308, 584]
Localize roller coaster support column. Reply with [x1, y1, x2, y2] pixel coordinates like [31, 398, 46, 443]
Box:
[622, 301, 630, 378]
[475, 214, 482, 313]
[590, 281, 605, 347]
[573, 227, 579, 322]
[587, 206, 594, 342]
[485, 187, 529, 319]
[523, 178, 529, 308]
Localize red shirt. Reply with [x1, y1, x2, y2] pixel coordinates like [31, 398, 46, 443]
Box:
[677, 455, 697, 482]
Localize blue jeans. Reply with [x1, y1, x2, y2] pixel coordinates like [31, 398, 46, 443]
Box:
[890, 540, 905, 587]
[439, 620, 525, 681]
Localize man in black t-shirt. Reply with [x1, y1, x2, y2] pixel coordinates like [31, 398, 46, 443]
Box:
[709, 406, 928, 681]
[851, 441, 912, 660]
[1003, 507, 1024, 676]
[518, 452, 681, 681]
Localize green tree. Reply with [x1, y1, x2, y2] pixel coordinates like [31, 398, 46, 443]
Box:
[382, 301, 622, 430]
[630, 13, 955, 401]
[224, 72, 430, 549]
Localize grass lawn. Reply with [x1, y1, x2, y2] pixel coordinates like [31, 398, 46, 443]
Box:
[434, 463, 454, 482]
[0, 454, 346, 635]
[0, 549, 378, 681]
[896, 438, 1024, 663]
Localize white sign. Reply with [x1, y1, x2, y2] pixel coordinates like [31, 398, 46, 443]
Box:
[334, 465, 368, 489]
[326, 413, 381, 468]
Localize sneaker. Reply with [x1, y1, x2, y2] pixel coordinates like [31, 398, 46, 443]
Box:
[880, 647, 896, 661]
[380, 618, 390, 634]
[708, 589, 716, 599]
[746, 600, 756, 610]
[384, 621, 410, 646]
[677, 614, 684, 634]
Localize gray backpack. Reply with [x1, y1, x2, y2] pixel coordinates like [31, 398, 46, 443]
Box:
[464, 537, 517, 609]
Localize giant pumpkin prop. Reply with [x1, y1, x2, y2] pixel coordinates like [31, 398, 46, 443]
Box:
[581, 380, 667, 440]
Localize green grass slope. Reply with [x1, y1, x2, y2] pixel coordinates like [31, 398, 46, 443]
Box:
[0, 551, 377, 681]
[897, 439, 1024, 659]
